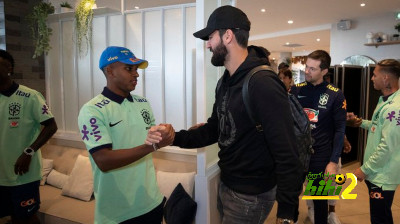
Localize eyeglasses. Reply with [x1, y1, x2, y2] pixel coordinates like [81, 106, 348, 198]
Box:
[305, 66, 320, 73]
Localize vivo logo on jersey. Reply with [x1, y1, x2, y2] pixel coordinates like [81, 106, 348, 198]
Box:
[81, 118, 102, 142]
[95, 99, 111, 108]
[16, 90, 31, 98]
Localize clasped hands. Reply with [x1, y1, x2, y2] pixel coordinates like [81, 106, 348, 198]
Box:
[145, 124, 175, 148]
[346, 112, 362, 127]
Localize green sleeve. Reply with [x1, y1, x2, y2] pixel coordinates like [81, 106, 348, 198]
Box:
[361, 109, 400, 175]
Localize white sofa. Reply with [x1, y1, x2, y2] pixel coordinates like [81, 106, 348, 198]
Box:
[38, 140, 199, 224]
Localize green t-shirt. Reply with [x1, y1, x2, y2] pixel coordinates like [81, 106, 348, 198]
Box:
[0, 83, 54, 186]
[78, 87, 163, 224]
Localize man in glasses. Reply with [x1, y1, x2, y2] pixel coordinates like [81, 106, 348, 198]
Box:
[290, 50, 347, 224]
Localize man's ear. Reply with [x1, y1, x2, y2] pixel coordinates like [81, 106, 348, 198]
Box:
[321, 68, 328, 76]
[223, 29, 234, 44]
[104, 66, 113, 77]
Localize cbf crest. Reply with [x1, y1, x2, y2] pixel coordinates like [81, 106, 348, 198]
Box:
[9, 102, 21, 116]
[141, 109, 151, 125]
[319, 93, 329, 106]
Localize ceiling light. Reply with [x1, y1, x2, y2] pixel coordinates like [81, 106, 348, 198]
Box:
[261, 9, 266, 12]
[134, 6, 139, 9]
[286, 42, 290, 45]
[288, 20, 293, 24]
[360, 3, 365, 7]
[316, 38, 320, 42]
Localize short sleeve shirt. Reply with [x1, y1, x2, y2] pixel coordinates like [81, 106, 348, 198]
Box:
[78, 87, 163, 224]
[0, 83, 54, 186]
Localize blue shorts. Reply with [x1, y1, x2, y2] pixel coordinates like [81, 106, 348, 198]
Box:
[0, 180, 41, 218]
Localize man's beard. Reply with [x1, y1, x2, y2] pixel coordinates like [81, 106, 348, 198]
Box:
[211, 41, 228, 66]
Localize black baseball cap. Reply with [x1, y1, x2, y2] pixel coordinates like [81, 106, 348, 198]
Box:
[193, 5, 250, 40]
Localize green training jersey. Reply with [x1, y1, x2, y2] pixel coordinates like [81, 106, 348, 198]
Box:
[360, 90, 400, 190]
[78, 87, 163, 224]
[0, 83, 54, 186]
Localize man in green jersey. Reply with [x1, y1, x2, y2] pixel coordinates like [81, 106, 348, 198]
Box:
[0, 49, 58, 224]
[347, 59, 400, 224]
[78, 46, 174, 224]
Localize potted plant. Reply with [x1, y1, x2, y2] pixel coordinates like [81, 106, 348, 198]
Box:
[395, 23, 400, 33]
[75, 0, 96, 56]
[393, 34, 399, 41]
[60, 1, 73, 13]
[26, 1, 55, 58]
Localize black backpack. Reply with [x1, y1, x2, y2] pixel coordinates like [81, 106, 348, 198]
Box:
[228, 65, 314, 172]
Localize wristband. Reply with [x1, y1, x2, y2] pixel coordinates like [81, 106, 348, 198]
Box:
[152, 143, 160, 151]
[24, 147, 35, 156]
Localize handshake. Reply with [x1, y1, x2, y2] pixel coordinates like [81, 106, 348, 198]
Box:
[346, 112, 363, 127]
[145, 124, 176, 149]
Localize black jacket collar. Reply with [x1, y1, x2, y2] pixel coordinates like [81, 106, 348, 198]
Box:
[221, 45, 270, 87]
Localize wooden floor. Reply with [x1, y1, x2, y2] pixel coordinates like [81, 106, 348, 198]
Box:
[265, 162, 400, 224]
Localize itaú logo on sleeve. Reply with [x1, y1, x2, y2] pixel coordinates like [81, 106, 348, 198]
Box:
[302, 173, 358, 200]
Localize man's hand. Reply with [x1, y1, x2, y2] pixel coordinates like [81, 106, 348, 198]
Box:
[353, 167, 366, 182]
[14, 153, 32, 175]
[343, 135, 352, 154]
[325, 162, 338, 177]
[346, 112, 362, 127]
[159, 123, 175, 147]
[145, 124, 175, 148]
[145, 126, 163, 145]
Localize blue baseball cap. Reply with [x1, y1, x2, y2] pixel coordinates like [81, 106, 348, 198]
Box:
[99, 46, 148, 70]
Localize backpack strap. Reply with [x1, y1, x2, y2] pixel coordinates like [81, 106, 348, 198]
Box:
[242, 65, 277, 132]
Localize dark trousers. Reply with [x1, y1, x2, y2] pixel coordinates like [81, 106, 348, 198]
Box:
[366, 180, 396, 224]
[308, 163, 328, 224]
[120, 197, 166, 224]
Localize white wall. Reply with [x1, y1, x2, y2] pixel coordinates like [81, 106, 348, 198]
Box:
[46, 5, 196, 140]
[330, 12, 400, 65]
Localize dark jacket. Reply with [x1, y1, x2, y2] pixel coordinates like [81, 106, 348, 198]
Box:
[173, 46, 303, 219]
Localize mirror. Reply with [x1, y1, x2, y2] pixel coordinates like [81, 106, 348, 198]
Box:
[340, 55, 376, 67]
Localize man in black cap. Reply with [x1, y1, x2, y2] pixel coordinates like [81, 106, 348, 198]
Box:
[146, 5, 302, 224]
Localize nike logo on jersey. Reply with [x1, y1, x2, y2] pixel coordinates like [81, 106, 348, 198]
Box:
[109, 120, 122, 127]
[27, 205, 37, 213]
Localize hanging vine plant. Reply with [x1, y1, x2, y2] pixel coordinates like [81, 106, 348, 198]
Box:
[27, 1, 55, 58]
[75, 0, 96, 56]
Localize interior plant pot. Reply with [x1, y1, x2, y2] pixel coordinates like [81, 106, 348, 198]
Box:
[60, 7, 73, 13]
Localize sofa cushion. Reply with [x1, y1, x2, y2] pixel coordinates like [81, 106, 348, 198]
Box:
[41, 159, 54, 186]
[41, 144, 88, 175]
[62, 155, 94, 201]
[47, 170, 69, 189]
[164, 183, 197, 224]
[157, 171, 195, 199]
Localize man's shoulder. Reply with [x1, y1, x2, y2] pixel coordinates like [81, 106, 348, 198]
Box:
[325, 83, 342, 94]
[131, 94, 149, 103]
[384, 92, 400, 110]
[80, 94, 111, 112]
[295, 81, 308, 88]
[16, 85, 42, 97]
